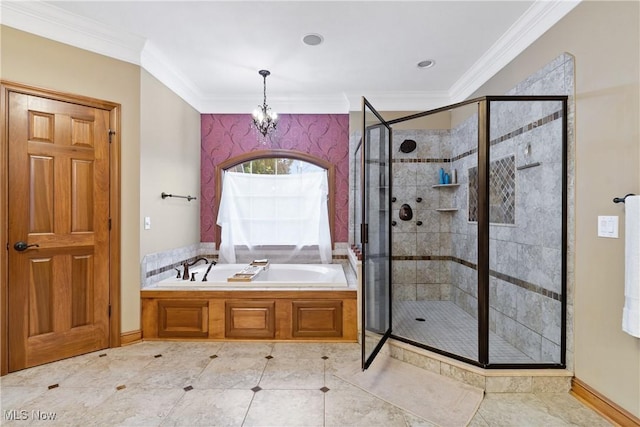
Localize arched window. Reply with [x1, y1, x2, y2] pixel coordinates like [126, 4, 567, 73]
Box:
[215, 150, 335, 263]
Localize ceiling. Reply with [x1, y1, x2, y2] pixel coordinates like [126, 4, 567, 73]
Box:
[1, 1, 580, 113]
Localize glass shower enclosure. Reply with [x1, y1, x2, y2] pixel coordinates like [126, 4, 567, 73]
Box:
[359, 95, 567, 369]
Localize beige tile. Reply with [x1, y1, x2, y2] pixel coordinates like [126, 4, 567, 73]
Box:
[127, 355, 211, 389]
[485, 376, 533, 393]
[60, 355, 153, 389]
[440, 362, 486, 389]
[402, 350, 441, 374]
[0, 353, 95, 387]
[325, 382, 408, 426]
[161, 341, 224, 359]
[535, 393, 612, 426]
[106, 341, 172, 357]
[82, 386, 184, 426]
[243, 389, 324, 426]
[216, 342, 274, 358]
[161, 389, 253, 426]
[193, 357, 268, 389]
[259, 357, 325, 390]
[531, 376, 571, 392]
[477, 392, 604, 427]
[402, 411, 439, 427]
[17, 386, 115, 426]
[271, 342, 326, 359]
[0, 386, 48, 411]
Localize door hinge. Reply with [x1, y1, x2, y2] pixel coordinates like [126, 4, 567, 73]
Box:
[108, 129, 116, 143]
[108, 218, 112, 230]
[108, 305, 111, 317]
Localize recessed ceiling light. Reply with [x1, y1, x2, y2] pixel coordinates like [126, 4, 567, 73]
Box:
[302, 33, 324, 46]
[417, 59, 436, 69]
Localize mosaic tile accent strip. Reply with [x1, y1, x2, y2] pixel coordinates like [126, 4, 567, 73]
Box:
[402, 110, 563, 166]
[468, 155, 516, 224]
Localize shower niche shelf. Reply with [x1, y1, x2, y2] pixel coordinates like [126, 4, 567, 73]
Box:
[433, 183, 459, 212]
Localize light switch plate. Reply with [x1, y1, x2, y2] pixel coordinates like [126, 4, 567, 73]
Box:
[597, 215, 618, 238]
[144, 216, 151, 230]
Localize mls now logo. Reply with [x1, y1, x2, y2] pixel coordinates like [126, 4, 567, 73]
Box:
[4, 410, 29, 421]
[4, 409, 57, 421]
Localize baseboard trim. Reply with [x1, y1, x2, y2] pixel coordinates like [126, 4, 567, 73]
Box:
[120, 330, 142, 346]
[571, 378, 640, 427]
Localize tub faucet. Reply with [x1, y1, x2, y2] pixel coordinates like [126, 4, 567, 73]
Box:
[202, 260, 217, 282]
[182, 257, 209, 280]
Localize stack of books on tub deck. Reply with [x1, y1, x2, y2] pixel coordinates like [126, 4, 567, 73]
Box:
[227, 259, 270, 282]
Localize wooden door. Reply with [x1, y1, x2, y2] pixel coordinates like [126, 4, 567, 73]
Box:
[7, 92, 111, 371]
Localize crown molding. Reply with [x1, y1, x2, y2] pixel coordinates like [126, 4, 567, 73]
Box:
[140, 41, 205, 112]
[0, 1, 145, 65]
[1, 0, 581, 114]
[198, 94, 350, 114]
[448, 0, 581, 103]
[345, 91, 451, 113]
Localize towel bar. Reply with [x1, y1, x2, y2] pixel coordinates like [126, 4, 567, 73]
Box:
[613, 193, 636, 204]
[161, 192, 197, 202]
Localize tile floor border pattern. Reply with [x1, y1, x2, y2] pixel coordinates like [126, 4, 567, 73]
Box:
[1, 341, 610, 426]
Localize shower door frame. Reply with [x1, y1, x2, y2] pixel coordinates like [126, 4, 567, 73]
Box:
[383, 95, 568, 369]
[360, 97, 393, 370]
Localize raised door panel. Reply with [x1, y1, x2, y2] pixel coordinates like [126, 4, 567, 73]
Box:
[225, 300, 275, 339]
[292, 300, 343, 338]
[158, 300, 209, 338]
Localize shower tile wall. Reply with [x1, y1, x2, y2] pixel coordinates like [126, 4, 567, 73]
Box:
[390, 54, 573, 365]
[392, 129, 453, 302]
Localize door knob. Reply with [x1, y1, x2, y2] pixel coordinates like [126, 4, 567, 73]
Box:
[13, 241, 39, 252]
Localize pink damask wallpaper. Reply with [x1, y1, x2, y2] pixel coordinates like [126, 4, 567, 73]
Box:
[200, 114, 350, 243]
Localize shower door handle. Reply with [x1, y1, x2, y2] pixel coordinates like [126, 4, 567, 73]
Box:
[361, 224, 368, 244]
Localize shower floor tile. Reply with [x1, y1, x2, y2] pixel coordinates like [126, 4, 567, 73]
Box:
[393, 300, 536, 364]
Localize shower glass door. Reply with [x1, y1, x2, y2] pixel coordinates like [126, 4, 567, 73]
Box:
[361, 98, 393, 370]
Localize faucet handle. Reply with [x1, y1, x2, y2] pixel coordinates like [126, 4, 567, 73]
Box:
[190, 272, 198, 281]
[174, 268, 181, 279]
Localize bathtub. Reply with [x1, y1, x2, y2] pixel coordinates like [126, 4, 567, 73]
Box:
[149, 263, 349, 289]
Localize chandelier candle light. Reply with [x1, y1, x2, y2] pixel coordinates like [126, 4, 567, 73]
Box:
[252, 69, 278, 137]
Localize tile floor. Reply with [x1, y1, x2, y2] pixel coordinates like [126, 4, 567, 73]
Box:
[1, 341, 611, 426]
[394, 301, 541, 364]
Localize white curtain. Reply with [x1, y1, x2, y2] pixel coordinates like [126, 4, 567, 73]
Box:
[217, 171, 332, 264]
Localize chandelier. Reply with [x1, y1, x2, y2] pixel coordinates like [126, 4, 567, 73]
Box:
[252, 69, 278, 137]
